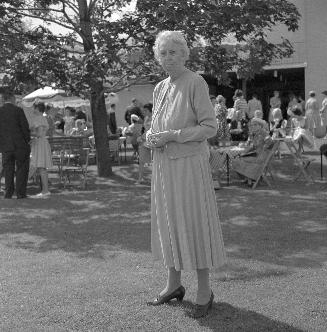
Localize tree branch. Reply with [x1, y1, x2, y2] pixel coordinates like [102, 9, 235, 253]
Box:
[8, 6, 64, 14]
[88, 0, 98, 15]
[13, 11, 76, 31]
[61, 1, 80, 16]
[61, 1, 81, 33]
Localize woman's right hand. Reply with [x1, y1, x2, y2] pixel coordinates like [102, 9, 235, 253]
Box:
[146, 130, 179, 149]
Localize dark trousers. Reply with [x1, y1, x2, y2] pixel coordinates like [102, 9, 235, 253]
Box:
[2, 148, 30, 198]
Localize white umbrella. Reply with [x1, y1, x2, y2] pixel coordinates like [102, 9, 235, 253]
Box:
[22, 86, 67, 102]
[22, 87, 118, 112]
[22, 87, 91, 110]
[50, 96, 90, 108]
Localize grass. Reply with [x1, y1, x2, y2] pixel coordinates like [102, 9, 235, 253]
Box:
[0, 149, 326, 331]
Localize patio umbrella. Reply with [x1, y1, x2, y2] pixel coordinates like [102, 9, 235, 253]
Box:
[22, 87, 91, 112]
[22, 86, 67, 103]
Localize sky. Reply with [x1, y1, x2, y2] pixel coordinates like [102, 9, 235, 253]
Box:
[27, 0, 137, 36]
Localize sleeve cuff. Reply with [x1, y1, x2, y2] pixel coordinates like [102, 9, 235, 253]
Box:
[170, 129, 181, 142]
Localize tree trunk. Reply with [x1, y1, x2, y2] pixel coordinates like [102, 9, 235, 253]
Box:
[77, 0, 112, 177]
[90, 85, 112, 177]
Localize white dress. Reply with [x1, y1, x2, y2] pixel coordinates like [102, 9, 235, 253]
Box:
[292, 117, 315, 148]
[30, 115, 53, 169]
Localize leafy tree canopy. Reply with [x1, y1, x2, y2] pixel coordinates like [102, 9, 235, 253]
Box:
[0, 0, 300, 177]
[1, 0, 300, 95]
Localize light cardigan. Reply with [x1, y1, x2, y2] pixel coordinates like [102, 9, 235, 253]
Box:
[148, 69, 217, 159]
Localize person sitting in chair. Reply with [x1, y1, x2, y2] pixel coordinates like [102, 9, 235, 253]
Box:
[70, 119, 93, 137]
[270, 108, 287, 138]
[291, 106, 315, 154]
[229, 108, 249, 141]
[232, 117, 272, 186]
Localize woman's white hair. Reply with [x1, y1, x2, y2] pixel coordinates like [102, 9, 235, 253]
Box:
[153, 30, 190, 61]
[272, 107, 282, 119]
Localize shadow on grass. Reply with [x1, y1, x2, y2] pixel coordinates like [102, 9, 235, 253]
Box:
[202, 302, 304, 332]
[0, 164, 152, 257]
[169, 300, 303, 331]
[216, 154, 327, 269]
[0, 158, 326, 273]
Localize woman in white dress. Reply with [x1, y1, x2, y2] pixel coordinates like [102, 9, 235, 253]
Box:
[30, 102, 53, 197]
[146, 31, 226, 318]
[291, 106, 315, 153]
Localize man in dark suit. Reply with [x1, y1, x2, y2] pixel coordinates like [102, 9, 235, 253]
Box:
[0, 90, 31, 199]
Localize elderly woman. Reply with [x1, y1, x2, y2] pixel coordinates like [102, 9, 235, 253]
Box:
[229, 107, 249, 141]
[232, 117, 272, 186]
[146, 31, 226, 318]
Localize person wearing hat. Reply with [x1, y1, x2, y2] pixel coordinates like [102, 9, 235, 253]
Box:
[232, 117, 272, 186]
[305, 91, 320, 134]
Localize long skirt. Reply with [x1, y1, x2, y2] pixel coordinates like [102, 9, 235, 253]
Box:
[306, 109, 322, 134]
[30, 137, 53, 169]
[151, 149, 226, 271]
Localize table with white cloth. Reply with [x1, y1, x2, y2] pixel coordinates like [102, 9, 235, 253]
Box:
[209, 145, 246, 185]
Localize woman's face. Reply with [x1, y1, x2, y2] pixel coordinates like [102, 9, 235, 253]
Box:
[158, 40, 186, 73]
[273, 112, 281, 121]
[144, 108, 151, 117]
[77, 121, 86, 130]
[252, 122, 261, 133]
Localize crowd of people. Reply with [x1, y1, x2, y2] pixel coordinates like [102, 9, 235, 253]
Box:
[209, 89, 327, 147]
[205, 88, 327, 187]
[0, 90, 155, 195]
[1, 73, 327, 198]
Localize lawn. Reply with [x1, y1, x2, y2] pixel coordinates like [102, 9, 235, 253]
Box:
[0, 150, 326, 332]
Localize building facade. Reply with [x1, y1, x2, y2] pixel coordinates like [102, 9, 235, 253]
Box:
[261, 0, 327, 113]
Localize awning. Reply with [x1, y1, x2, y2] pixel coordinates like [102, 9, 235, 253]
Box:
[263, 62, 307, 71]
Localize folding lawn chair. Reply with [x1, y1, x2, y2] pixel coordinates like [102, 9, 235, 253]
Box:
[251, 140, 280, 189]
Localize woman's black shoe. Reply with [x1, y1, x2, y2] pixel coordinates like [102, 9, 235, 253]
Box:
[190, 291, 214, 319]
[147, 285, 185, 306]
